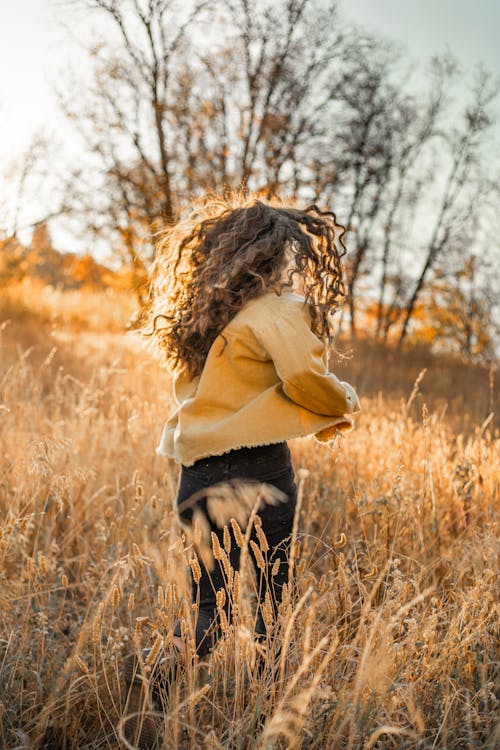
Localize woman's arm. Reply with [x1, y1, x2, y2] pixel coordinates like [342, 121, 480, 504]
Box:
[253, 298, 360, 417]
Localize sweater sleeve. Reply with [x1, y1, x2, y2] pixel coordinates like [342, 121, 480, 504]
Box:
[253, 298, 360, 417]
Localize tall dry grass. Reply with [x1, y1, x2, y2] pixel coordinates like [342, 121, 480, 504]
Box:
[0, 279, 135, 333]
[0, 292, 498, 749]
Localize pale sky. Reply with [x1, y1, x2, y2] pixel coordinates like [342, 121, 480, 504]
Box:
[0, 1, 69, 163]
[0, 0, 499, 248]
[341, 0, 500, 75]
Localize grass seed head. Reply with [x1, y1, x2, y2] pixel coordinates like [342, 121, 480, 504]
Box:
[145, 634, 164, 665]
[216, 588, 226, 609]
[211, 532, 223, 560]
[157, 585, 164, 609]
[230, 518, 244, 547]
[74, 655, 89, 674]
[112, 585, 120, 608]
[190, 556, 202, 584]
[223, 524, 231, 553]
[250, 540, 266, 571]
[256, 524, 269, 552]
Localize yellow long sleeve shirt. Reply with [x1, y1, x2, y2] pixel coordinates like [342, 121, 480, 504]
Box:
[157, 290, 360, 466]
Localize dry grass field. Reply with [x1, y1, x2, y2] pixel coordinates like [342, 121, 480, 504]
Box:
[0, 285, 498, 749]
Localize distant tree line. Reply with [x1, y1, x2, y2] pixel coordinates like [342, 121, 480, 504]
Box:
[3, 0, 499, 360]
[0, 221, 128, 291]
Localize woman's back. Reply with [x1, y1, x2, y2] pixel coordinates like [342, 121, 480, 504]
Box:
[158, 289, 358, 466]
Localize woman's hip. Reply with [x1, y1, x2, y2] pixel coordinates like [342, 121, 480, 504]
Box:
[176, 441, 297, 520]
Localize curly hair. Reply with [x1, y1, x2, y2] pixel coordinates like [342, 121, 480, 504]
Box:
[141, 193, 346, 379]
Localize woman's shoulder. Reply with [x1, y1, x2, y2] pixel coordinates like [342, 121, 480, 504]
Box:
[238, 289, 306, 319]
[225, 290, 309, 340]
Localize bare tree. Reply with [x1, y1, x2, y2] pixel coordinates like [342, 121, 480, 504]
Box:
[312, 34, 407, 337]
[174, 0, 347, 195]
[0, 128, 64, 285]
[1, 133, 57, 240]
[56, 0, 211, 300]
[427, 256, 497, 361]
[375, 55, 457, 340]
[85, 0, 210, 221]
[397, 67, 498, 346]
[59, 0, 348, 267]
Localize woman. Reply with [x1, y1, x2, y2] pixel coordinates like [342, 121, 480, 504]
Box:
[123, 193, 360, 747]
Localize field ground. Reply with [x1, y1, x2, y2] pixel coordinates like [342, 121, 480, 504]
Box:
[0, 291, 499, 749]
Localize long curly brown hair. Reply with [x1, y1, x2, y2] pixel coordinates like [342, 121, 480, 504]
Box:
[141, 193, 346, 378]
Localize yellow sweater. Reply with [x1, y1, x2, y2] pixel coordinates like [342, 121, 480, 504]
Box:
[157, 290, 360, 466]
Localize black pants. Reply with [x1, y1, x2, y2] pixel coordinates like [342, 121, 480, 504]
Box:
[174, 442, 297, 657]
